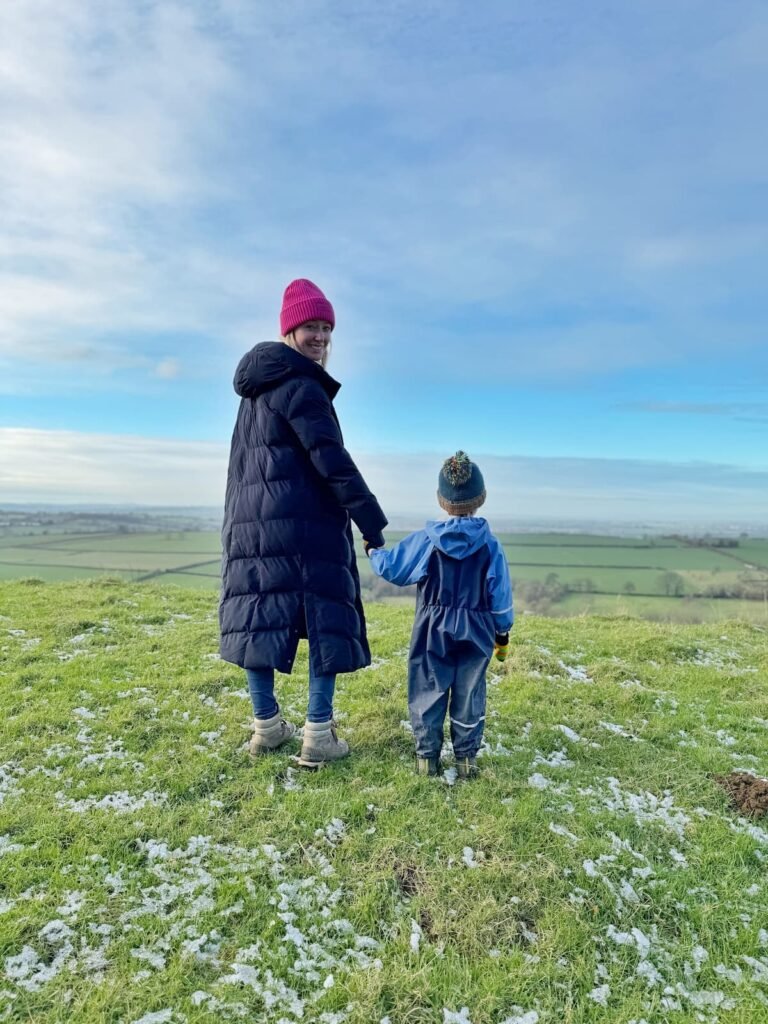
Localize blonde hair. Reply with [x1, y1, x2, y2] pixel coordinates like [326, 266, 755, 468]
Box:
[281, 331, 331, 370]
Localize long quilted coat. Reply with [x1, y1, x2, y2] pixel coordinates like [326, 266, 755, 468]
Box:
[219, 342, 387, 676]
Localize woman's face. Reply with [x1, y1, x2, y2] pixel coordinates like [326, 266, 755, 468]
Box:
[293, 321, 332, 362]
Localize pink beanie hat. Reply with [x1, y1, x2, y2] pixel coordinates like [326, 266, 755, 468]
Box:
[280, 279, 335, 336]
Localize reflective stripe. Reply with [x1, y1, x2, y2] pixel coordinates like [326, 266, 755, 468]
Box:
[450, 715, 486, 729]
[496, 605, 513, 614]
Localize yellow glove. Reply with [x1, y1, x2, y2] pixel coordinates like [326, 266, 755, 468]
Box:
[494, 632, 509, 662]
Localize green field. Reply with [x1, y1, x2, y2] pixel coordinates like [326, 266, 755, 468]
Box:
[1, 579, 768, 1023]
[555, 593, 768, 623]
[2, 525, 767, 623]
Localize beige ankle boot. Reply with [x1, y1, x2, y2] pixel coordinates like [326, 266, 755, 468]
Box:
[248, 712, 296, 756]
[297, 719, 350, 768]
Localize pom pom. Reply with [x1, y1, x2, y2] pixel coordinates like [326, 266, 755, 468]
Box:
[442, 451, 472, 487]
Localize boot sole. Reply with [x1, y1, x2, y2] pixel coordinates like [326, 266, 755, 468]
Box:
[293, 751, 349, 770]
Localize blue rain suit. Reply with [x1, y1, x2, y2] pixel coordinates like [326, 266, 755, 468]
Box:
[370, 518, 513, 757]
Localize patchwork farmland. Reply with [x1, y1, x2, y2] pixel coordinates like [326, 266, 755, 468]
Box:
[1, 517, 766, 622]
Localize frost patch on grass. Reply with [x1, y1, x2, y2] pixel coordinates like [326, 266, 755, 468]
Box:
[679, 646, 757, 675]
[599, 721, 641, 741]
[606, 924, 652, 959]
[0, 836, 24, 856]
[57, 891, 85, 919]
[527, 773, 552, 790]
[282, 767, 301, 792]
[556, 725, 582, 743]
[499, 1012, 538, 1024]
[78, 736, 144, 773]
[198, 727, 225, 746]
[56, 648, 89, 662]
[558, 660, 592, 682]
[443, 1009, 472, 1024]
[3, 825, 381, 1012]
[462, 847, 484, 868]
[0, 763, 24, 805]
[549, 823, 580, 844]
[583, 777, 691, 838]
[728, 816, 768, 849]
[362, 657, 390, 671]
[131, 947, 167, 970]
[479, 735, 513, 757]
[55, 789, 167, 813]
[619, 678, 644, 689]
[532, 749, 574, 769]
[315, 819, 346, 846]
[742, 955, 768, 983]
[588, 984, 610, 1005]
[130, 1011, 176, 1024]
[4, 941, 74, 992]
[72, 706, 97, 720]
[116, 686, 153, 699]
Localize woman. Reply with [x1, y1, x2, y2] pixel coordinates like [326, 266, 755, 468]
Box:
[219, 278, 387, 767]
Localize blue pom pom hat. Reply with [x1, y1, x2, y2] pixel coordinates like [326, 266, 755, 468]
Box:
[437, 451, 486, 516]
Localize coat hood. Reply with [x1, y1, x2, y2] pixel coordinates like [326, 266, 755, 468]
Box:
[424, 517, 491, 559]
[234, 341, 341, 400]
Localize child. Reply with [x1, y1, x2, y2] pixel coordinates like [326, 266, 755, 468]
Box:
[366, 452, 512, 779]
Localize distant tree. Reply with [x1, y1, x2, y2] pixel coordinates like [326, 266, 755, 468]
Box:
[515, 580, 553, 615]
[658, 571, 685, 597]
[623, 581, 636, 595]
[573, 578, 596, 593]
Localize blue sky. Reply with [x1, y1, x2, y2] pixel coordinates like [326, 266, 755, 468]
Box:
[1, 0, 767, 526]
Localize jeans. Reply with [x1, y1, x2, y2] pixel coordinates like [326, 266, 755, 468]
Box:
[246, 666, 336, 723]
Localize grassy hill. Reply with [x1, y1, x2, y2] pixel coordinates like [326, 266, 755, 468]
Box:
[1, 580, 768, 1023]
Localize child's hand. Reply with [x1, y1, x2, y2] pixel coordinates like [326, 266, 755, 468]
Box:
[364, 539, 384, 556]
[493, 632, 509, 662]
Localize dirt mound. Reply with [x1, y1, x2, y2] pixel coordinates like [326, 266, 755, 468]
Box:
[714, 771, 768, 818]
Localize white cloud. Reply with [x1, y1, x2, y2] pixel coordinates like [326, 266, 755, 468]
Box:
[0, 0, 245, 366]
[153, 358, 182, 380]
[361, 452, 768, 525]
[0, 428, 227, 505]
[1, 428, 766, 526]
[1, 1, 766, 381]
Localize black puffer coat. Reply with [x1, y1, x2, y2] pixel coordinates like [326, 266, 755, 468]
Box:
[219, 342, 387, 676]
